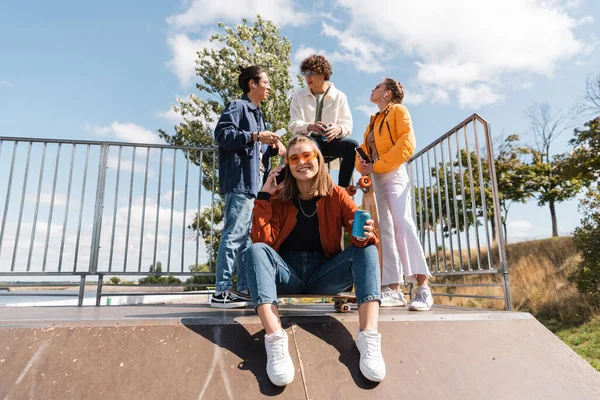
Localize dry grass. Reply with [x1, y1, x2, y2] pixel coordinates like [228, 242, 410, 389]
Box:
[431, 237, 596, 329]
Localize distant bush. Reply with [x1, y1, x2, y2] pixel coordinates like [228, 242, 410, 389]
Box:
[109, 277, 121, 285]
[570, 194, 600, 307]
[138, 276, 182, 285]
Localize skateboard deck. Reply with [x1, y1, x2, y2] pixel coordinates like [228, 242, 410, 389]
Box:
[278, 292, 356, 313]
[346, 175, 383, 271]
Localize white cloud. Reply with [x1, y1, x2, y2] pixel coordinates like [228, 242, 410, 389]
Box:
[355, 103, 378, 117]
[85, 122, 162, 144]
[25, 193, 69, 207]
[293, 45, 324, 65]
[158, 105, 184, 125]
[457, 84, 505, 109]
[167, 0, 310, 30]
[321, 23, 386, 73]
[403, 91, 427, 106]
[165, 0, 311, 87]
[166, 34, 216, 88]
[508, 220, 533, 239]
[335, 0, 589, 107]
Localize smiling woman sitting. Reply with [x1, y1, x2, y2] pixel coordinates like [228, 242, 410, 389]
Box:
[244, 134, 385, 386]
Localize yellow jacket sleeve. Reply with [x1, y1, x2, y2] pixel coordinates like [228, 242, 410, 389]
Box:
[373, 105, 416, 174]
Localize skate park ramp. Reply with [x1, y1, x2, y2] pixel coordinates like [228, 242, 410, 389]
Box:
[1, 304, 600, 400]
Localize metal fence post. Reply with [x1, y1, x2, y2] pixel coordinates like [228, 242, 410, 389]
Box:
[483, 121, 513, 310]
[89, 144, 109, 276]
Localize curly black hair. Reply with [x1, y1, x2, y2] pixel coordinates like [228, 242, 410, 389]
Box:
[300, 55, 332, 81]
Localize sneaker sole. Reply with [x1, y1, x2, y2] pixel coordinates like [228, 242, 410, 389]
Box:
[210, 301, 248, 309]
[408, 305, 432, 311]
[380, 301, 407, 307]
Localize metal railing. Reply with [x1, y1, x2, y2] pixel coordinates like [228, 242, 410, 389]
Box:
[1, 114, 512, 309]
[407, 114, 512, 310]
[0, 137, 219, 305]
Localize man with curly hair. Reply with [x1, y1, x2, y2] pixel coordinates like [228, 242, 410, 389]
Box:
[289, 55, 357, 188]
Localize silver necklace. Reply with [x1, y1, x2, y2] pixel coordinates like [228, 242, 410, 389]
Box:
[298, 199, 317, 218]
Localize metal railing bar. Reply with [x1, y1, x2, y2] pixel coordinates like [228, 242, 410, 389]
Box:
[11, 142, 33, 271]
[181, 156, 190, 273]
[138, 147, 151, 272]
[123, 147, 137, 272]
[463, 125, 483, 270]
[73, 144, 91, 272]
[108, 146, 123, 273]
[167, 150, 177, 273]
[152, 148, 163, 270]
[58, 144, 76, 272]
[42, 143, 61, 272]
[27, 142, 47, 272]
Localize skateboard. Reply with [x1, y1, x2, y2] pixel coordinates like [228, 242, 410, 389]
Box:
[279, 292, 356, 313]
[346, 175, 383, 271]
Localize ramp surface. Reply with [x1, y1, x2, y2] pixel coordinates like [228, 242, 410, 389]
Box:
[1, 304, 599, 399]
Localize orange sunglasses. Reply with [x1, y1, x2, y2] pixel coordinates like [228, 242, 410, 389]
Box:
[285, 151, 318, 165]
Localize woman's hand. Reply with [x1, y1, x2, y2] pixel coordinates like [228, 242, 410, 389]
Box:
[360, 159, 374, 175]
[261, 167, 285, 195]
[363, 218, 376, 240]
[349, 218, 376, 241]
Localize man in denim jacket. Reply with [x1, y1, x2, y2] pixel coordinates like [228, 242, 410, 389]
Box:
[212, 65, 285, 308]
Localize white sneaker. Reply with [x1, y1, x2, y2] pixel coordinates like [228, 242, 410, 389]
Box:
[380, 287, 407, 307]
[264, 329, 295, 386]
[408, 287, 434, 311]
[355, 328, 386, 382]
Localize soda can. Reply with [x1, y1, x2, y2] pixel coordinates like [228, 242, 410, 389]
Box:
[321, 123, 332, 141]
[352, 210, 371, 240]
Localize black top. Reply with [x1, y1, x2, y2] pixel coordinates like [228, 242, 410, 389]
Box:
[279, 197, 323, 252]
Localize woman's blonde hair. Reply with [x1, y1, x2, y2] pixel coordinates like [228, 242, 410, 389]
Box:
[278, 135, 333, 202]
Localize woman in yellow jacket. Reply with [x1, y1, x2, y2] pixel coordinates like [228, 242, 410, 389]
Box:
[355, 78, 433, 311]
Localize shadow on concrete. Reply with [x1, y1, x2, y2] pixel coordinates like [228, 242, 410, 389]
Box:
[293, 316, 380, 390]
[182, 321, 286, 397]
[179, 314, 378, 396]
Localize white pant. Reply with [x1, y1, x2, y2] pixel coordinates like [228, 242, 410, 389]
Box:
[372, 165, 431, 284]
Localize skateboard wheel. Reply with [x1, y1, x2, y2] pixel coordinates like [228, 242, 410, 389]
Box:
[358, 176, 372, 188]
[340, 303, 351, 313]
[346, 186, 357, 196]
[334, 303, 342, 312]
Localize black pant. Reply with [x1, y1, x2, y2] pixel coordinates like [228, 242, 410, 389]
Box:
[313, 136, 358, 187]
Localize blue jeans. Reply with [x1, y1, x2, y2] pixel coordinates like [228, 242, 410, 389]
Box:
[215, 192, 254, 292]
[245, 243, 381, 308]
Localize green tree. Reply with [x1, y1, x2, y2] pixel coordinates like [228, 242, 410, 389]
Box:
[523, 103, 582, 237]
[569, 192, 600, 306]
[568, 118, 600, 306]
[566, 118, 600, 190]
[158, 16, 294, 266]
[414, 134, 534, 245]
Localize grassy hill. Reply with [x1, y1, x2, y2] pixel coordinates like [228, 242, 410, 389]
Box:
[432, 236, 599, 371]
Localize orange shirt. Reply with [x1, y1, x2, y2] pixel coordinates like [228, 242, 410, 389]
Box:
[251, 185, 379, 258]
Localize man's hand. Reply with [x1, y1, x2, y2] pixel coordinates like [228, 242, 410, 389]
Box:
[307, 122, 327, 135]
[323, 124, 341, 142]
[258, 131, 280, 145]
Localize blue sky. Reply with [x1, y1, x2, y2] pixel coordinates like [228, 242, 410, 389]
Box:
[1, 0, 599, 249]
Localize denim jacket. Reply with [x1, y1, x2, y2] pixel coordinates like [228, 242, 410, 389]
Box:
[214, 95, 268, 196]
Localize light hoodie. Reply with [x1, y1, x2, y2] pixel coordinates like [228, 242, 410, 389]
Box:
[288, 83, 353, 138]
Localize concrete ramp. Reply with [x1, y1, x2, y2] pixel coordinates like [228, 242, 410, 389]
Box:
[1, 305, 599, 399]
